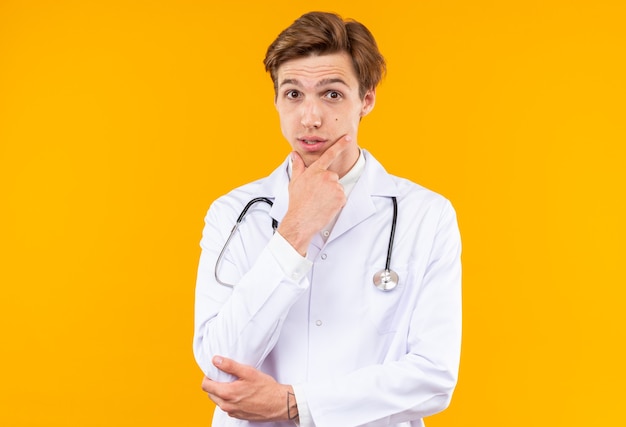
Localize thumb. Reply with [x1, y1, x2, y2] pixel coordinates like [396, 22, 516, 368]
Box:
[290, 151, 306, 180]
[213, 355, 247, 378]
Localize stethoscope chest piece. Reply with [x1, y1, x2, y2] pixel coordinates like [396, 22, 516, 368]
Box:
[373, 269, 399, 291]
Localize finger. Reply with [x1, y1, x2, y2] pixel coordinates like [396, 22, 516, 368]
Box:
[201, 376, 215, 393]
[313, 135, 353, 171]
[213, 355, 248, 378]
[202, 375, 231, 406]
[207, 392, 221, 405]
[290, 151, 306, 180]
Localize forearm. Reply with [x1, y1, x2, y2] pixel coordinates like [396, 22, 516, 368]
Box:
[194, 233, 311, 380]
[301, 354, 459, 426]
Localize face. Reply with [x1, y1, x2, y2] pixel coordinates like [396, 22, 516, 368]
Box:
[274, 52, 376, 176]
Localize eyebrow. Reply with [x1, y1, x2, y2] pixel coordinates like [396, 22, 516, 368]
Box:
[279, 78, 350, 89]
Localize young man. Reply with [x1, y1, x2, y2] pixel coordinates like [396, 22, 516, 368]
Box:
[193, 11, 462, 426]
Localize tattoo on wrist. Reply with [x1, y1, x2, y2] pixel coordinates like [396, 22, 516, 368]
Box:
[287, 391, 299, 421]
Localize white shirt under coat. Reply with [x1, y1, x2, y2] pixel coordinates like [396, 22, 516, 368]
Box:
[193, 149, 462, 427]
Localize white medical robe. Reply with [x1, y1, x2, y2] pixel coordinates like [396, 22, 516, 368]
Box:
[193, 150, 462, 427]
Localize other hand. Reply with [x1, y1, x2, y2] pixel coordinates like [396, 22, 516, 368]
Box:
[202, 356, 298, 422]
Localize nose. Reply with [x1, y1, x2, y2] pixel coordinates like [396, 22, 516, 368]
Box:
[300, 99, 322, 129]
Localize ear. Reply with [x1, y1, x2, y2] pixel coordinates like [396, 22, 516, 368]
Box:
[360, 89, 376, 117]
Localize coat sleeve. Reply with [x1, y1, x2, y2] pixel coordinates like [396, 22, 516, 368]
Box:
[301, 200, 462, 426]
[192, 200, 312, 382]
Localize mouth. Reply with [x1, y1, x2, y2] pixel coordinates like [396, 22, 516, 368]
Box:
[298, 136, 326, 145]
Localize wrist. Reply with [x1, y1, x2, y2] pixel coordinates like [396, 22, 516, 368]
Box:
[277, 218, 313, 256]
[285, 385, 299, 423]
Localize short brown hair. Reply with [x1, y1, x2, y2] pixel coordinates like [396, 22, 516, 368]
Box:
[264, 11, 386, 99]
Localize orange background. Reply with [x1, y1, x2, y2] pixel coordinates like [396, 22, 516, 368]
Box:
[1, 0, 624, 425]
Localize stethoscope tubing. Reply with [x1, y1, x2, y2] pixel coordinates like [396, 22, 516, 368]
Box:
[214, 198, 277, 287]
[385, 196, 398, 272]
[214, 196, 398, 290]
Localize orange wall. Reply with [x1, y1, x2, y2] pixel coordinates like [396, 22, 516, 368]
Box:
[1, 1, 624, 425]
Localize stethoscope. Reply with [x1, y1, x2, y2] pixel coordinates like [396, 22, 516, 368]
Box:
[214, 196, 399, 291]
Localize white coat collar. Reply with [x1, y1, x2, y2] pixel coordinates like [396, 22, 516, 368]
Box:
[261, 150, 399, 241]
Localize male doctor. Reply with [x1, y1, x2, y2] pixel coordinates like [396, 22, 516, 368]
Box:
[193, 11, 462, 427]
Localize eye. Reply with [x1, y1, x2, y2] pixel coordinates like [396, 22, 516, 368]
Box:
[324, 90, 342, 100]
[285, 90, 301, 100]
